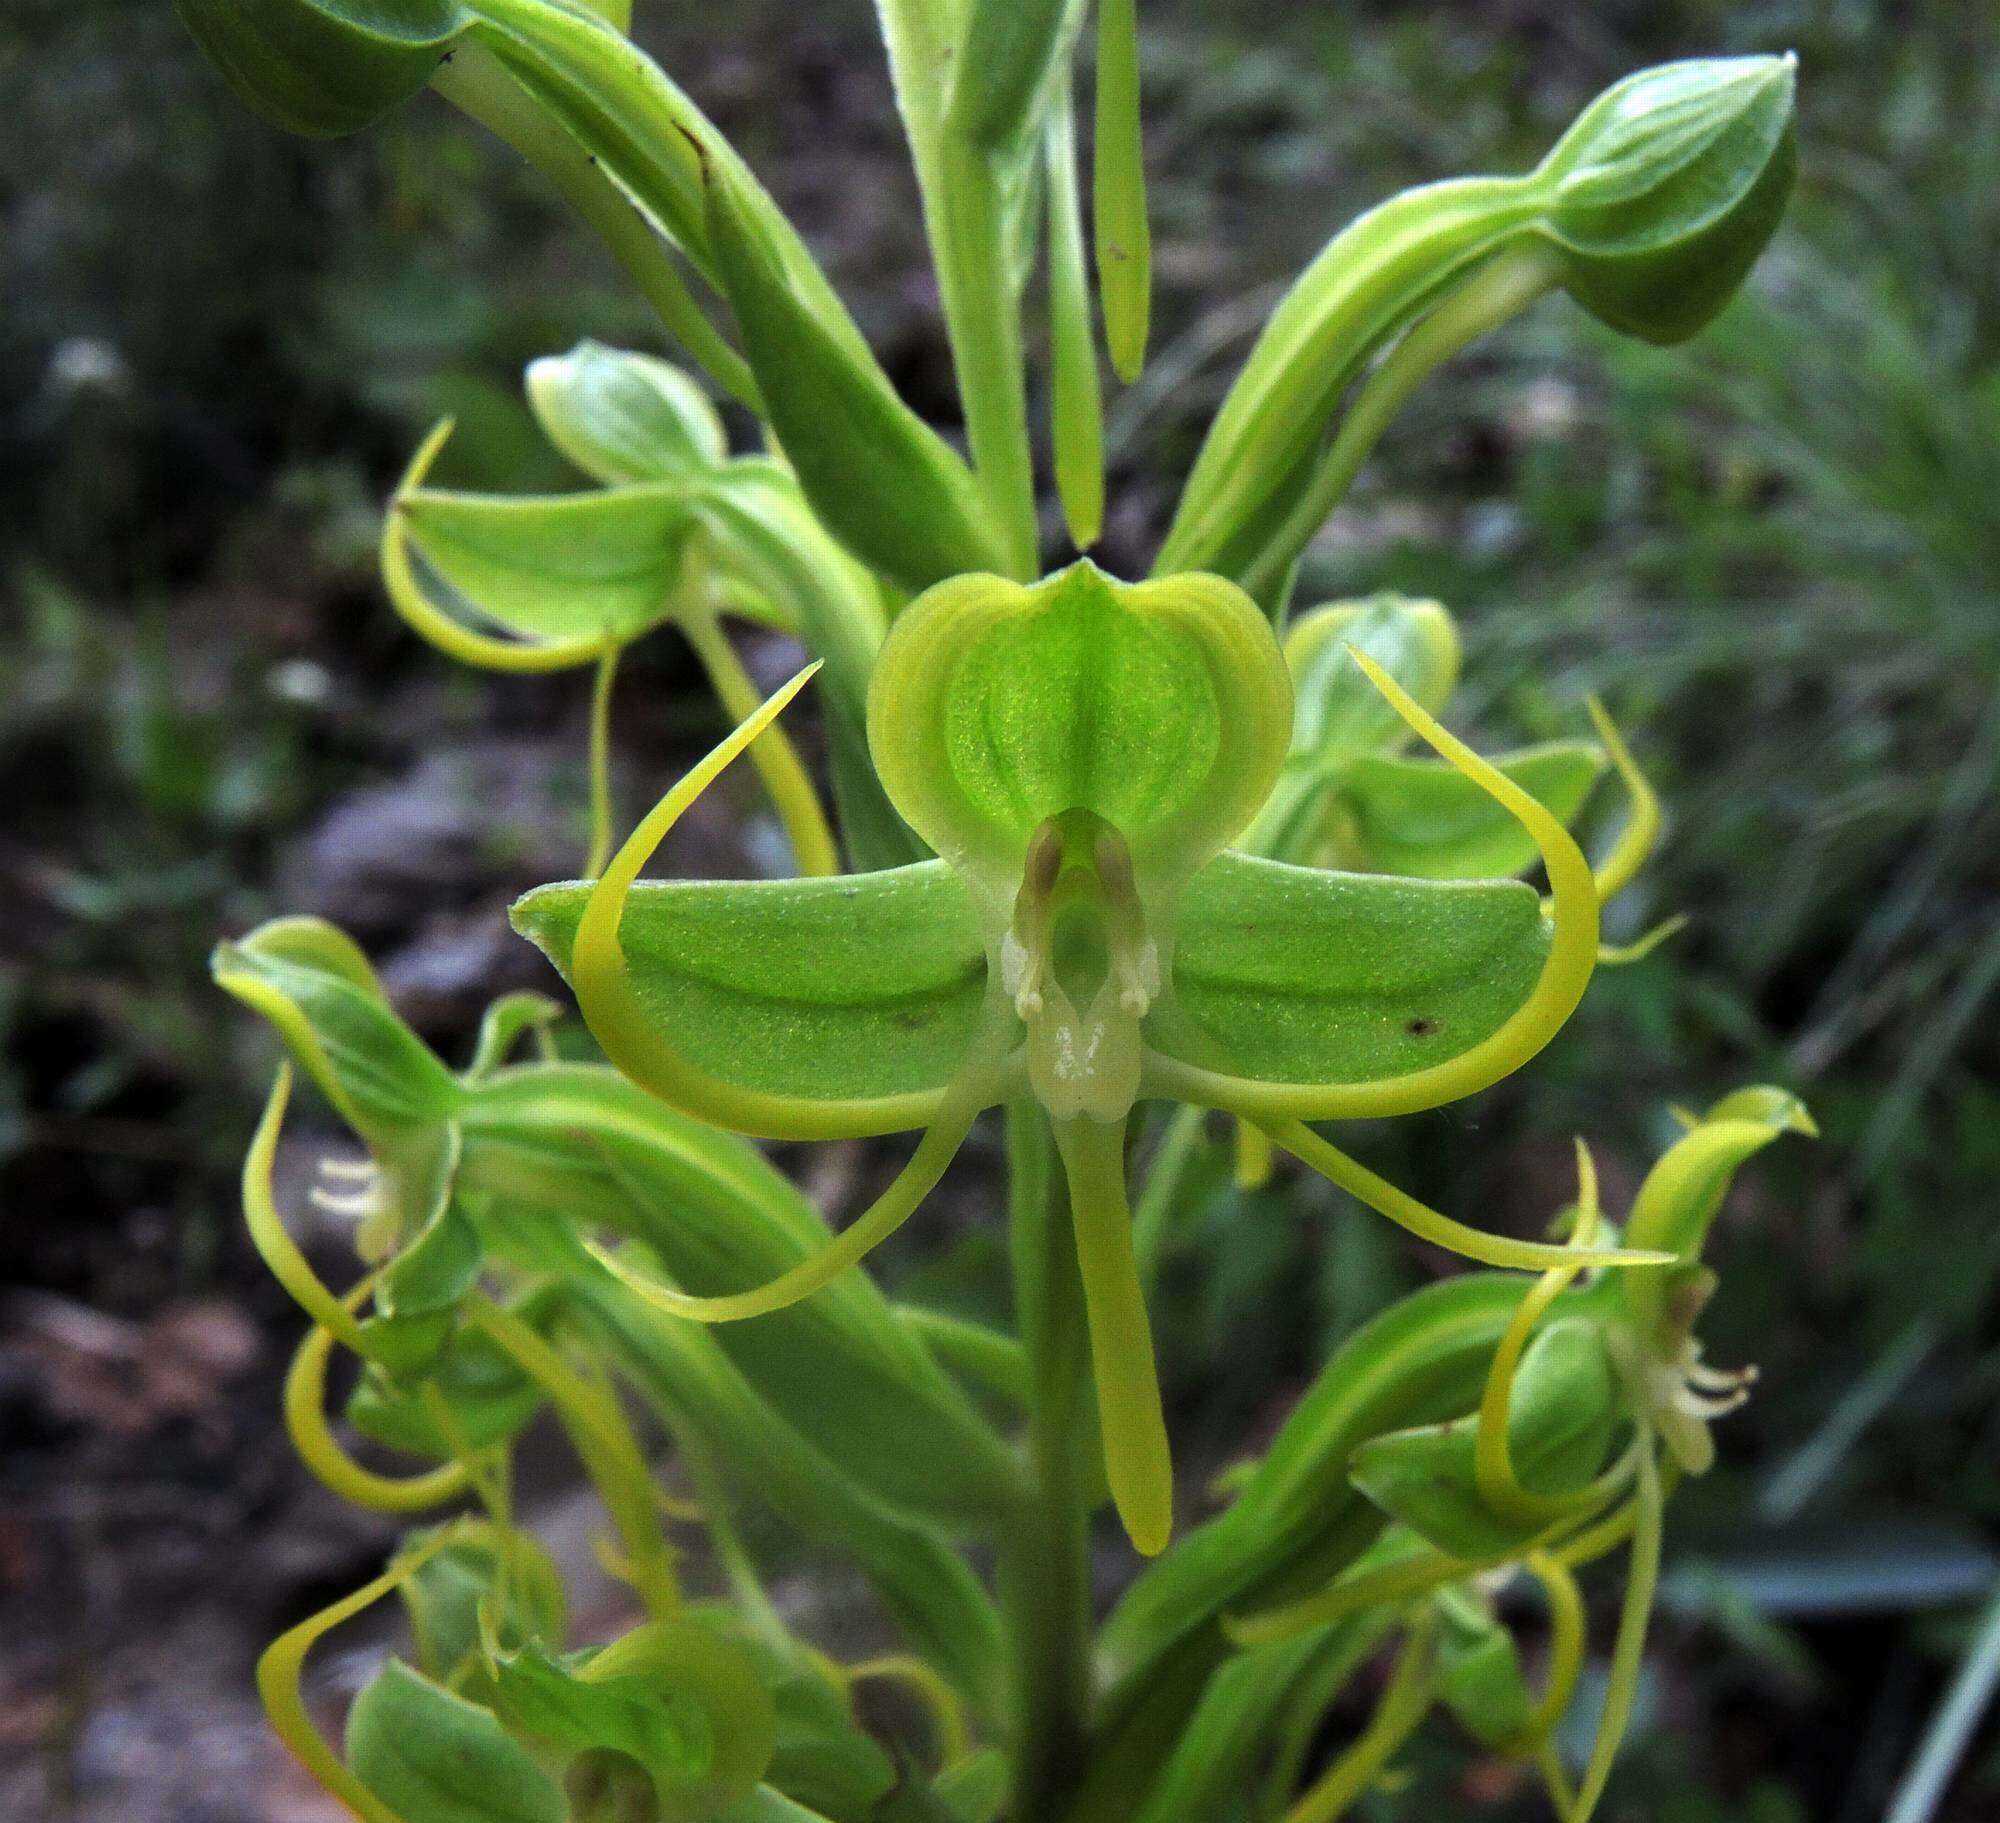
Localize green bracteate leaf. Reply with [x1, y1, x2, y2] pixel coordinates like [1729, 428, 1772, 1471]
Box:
[396, 1521, 568, 1688]
[947, 0, 1086, 152]
[346, 1660, 565, 1823]
[1434, 1594, 1536, 1749]
[526, 340, 727, 484]
[1158, 56, 1796, 579]
[1099, 1271, 1570, 1690]
[346, 1321, 544, 1461]
[701, 149, 1008, 596]
[1348, 1316, 1622, 1561]
[458, 1062, 1025, 1529]
[179, 0, 872, 365]
[512, 862, 986, 1107]
[1285, 596, 1462, 764]
[1157, 852, 1550, 1087]
[1333, 741, 1608, 878]
[492, 1621, 775, 1818]
[1129, 1615, 1386, 1823]
[1243, 592, 1462, 857]
[573, 1285, 1008, 1724]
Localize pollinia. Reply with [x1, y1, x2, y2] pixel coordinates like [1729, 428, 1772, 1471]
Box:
[181, 4, 1806, 1818]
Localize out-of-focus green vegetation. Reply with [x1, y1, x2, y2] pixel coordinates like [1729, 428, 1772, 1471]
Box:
[4, 2, 1997, 1818]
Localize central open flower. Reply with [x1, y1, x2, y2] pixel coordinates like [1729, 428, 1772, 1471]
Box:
[514, 559, 1667, 1552]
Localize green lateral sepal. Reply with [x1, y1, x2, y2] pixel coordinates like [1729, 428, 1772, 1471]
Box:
[346, 1659, 566, 1823]
[1347, 1316, 1622, 1562]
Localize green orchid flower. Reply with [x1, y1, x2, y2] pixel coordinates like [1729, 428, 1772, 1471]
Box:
[515, 560, 1669, 1555]
[378, 340, 928, 878]
[1222, 1086, 1815, 1822]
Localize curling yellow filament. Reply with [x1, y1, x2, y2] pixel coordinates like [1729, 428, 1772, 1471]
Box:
[380, 421, 610, 673]
[256, 1530, 458, 1823]
[283, 1290, 471, 1515]
[1267, 1121, 1670, 1274]
[679, 603, 840, 878]
[243, 1066, 372, 1356]
[1283, 1621, 1439, 1823]
[573, 663, 952, 1141]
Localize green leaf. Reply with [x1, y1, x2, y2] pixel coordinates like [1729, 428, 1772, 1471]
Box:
[493, 1621, 776, 1818]
[1347, 1316, 1621, 1561]
[867, 562, 1292, 904]
[702, 150, 1008, 595]
[948, 0, 1088, 152]
[211, 917, 461, 1143]
[512, 863, 987, 1105]
[526, 341, 727, 484]
[1334, 741, 1606, 879]
[1157, 853, 1550, 1086]
[395, 1522, 568, 1685]
[458, 1062, 1026, 1528]
[346, 1659, 565, 1823]
[174, 0, 465, 139]
[1537, 55, 1798, 344]
[1092, 0, 1151, 381]
[395, 482, 702, 646]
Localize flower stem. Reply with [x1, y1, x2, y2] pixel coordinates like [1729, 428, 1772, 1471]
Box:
[1002, 1101, 1096, 1820]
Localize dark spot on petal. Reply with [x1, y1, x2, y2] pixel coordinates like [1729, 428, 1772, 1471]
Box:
[1407, 1016, 1437, 1037]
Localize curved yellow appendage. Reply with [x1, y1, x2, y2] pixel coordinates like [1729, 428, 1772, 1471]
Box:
[842, 1655, 973, 1768]
[1599, 912, 1689, 966]
[464, 1296, 680, 1620]
[1566, 1440, 1665, 1823]
[1150, 648, 1599, 1124]
[1232, 1116, 1274, 1190]
[1055, 1117, 1174, 1556]
[284, 1292, 473, 1515]
[1229, 1541, 1468, 1648]
[1517, 1550, 1588, 1751]
[380, 421, 612, 674]
[1283, 1620, 1439, 1823]
[574, 663, 950, 1142]
[1269, 1120, 1672, 1274]
[257, 1528, 458, 1823]
[584, 642, 621, 880]
[1583, 695, 1661, 907]
[585, 1098, 984, 1325]
[679, 603, 840, 878]
[245, 1067, 373, 1357]
[1473, 1141, 1635, 1524]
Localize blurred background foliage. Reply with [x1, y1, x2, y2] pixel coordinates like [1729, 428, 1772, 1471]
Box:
[3, 1, 1998, 1818]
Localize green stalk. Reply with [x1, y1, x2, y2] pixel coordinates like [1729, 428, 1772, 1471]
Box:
[936, 136, 1043, 578]
[430, 44, 762, 413]
[1235, 245, 1559, 603]
[1001, 1100, 1096, 1819]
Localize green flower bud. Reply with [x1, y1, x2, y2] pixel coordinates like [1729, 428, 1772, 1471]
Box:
[1537, 54, 1798, 344]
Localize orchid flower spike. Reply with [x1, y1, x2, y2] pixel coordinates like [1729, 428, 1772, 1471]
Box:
[517, 560, 1672, 1554]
